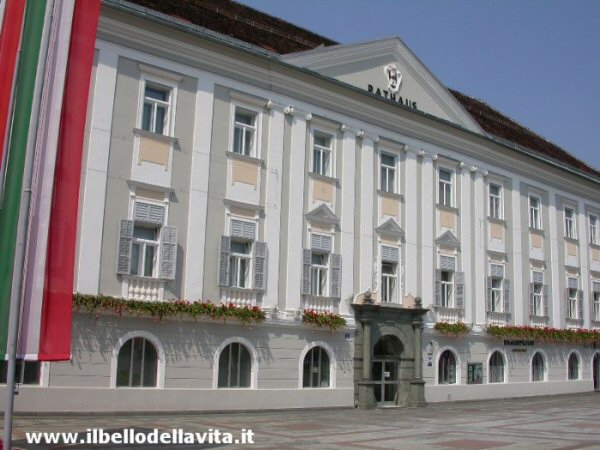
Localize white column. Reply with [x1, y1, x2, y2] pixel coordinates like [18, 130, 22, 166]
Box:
[460, 165, 473, 324]
[284, 113, 307, 312]
[183, 77, 215, 299]
[548, 193, 561, 327]
[359, 134, 376, 292]
[511, 179, 524, 325]
[420, 152, 435, 307]
[578, 202, 590, 328]
[262, 106, 285, 309]
[76, 46, 119, 294]
[339, 125, 357, 315]
[473, 169, 486, 325]
[404, 148, 419, 297]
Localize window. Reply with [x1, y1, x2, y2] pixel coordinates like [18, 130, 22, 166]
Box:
[218, 342, 251, 388]
[116, 337, 158, 387]
[467, 363, 482, 384]
[310, 253, 328, 296]
[568, 353, 579, 380]
[380, 153, 396, 193]
[590, 214, 599, 245]
[0, 360, 40, 385]
[438, 168, 453, 207]
[229, 241, 251, 288]
[489, 351, 505, 383]
[564, 207, 576, 239]
[531, 277, 544, 316]
[381, 262, 397, 303]
[117, 202, 178, 281]
[490, 275, 503, 312]
[440, 270, 454, 308]
[593, 283, 600, 322]
[529, 195, 541, 229]
[131, 225, 159, 277]
[303, 346, 330, 388]
[141, 83, 170, 135]
[531, 352, 545, 382]
[438, 350, 456, 384]
[312, 132, 332, 176]
[232, 107, 257, 156]
[567, 277, 578, 319]
[489, 184, 502, 219]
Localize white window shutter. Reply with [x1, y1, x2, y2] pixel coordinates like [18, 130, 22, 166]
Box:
[543, 285, 551, 319]
[439, 256, 455, 271]
[565, 288, 571, 319]
[160, 226, 178, 280]
[330, 253, 341, 298]
[117, 219, 134, 274]
[532, 271, 544, 284]
[434, 269, 441, 307]
[230, 219, 255, 240]
[455, 271, 465, 309]
[253, 242, 267, 291]
[503, 279, 511, 314]
[311, 234, 332, 253]
[529, 283, 535, 316]
[134, 202, 164, 225]
[302, 249, 312, 295]
[490, 264, 504, 277]
[381, 245, 399, 263]
[577, 290, 584, 320]
[486, 277, 493, 312]
[219, 236, 231, 286]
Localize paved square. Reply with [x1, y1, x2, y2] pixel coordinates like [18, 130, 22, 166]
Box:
[3, 393, 600, 449]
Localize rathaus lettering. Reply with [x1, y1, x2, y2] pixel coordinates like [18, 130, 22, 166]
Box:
[367, 84, 418, 109]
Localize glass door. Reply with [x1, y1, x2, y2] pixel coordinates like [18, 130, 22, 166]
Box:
[372, 359, 399, 405]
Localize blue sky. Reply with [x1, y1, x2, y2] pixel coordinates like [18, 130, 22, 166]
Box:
[238, 0, 600, 171]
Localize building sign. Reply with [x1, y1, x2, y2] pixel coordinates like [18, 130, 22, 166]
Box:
[503, 340, 534, 346]
[367, 64, 418, 110]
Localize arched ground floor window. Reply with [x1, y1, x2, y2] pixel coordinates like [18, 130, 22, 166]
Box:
[218, 342, 251, 388]
[303, 346, 330, 388]
[438, 350, 457, 385]
[116, 337, 158, 387]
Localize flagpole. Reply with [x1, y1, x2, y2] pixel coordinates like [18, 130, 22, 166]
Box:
[2, 1, 53, 448]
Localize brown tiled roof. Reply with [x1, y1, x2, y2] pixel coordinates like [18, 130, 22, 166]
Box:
[449, 89, 600, 177]
[126, 0, 336, 53]
[125, 0, 599, 179]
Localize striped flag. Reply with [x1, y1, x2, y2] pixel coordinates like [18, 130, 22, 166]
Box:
[0, 0, 101, 362]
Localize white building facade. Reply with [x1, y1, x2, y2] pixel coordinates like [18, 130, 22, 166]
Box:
[3, 0, 600, 412]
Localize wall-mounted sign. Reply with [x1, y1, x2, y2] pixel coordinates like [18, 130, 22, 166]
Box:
[365, 63, 418, 109]
[503, 340, 534, 346]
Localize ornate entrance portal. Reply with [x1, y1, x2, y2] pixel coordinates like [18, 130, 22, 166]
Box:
[372, 335, 402, 405]
[352, 297, 428, 408]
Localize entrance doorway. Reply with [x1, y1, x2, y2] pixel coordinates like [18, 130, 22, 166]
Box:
[594, 353, 600, 391]
[372, 335, 402, 405]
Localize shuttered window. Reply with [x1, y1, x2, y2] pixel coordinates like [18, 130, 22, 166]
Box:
[230, 219, 256, 241]
[311, 233, 332, 253]
[439, 255, 455, 271]
[134, 202, 164, 225]
[381, 245, 399, 263]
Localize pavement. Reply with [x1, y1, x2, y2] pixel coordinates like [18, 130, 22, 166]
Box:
[2, 393, 600, 449]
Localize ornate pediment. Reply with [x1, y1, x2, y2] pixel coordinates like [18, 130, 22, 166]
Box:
[435, 230, 460, 249]
[305, 204, 339, 226]
[375, 218, 405, 240]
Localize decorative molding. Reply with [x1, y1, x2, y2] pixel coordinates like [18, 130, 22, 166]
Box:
[435, 230, 461, 249]
[305, 203, 339, 226]
[418, 149, 437, 160]
[340, 124, 361, 136]
[283, 104, 312, 120]
[358, 130, 379, 142]
[470, 165, 488, 176]
[223, 198, 265, 215]
[375, 218, 405, 240]
[229, 89, 269, 108]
